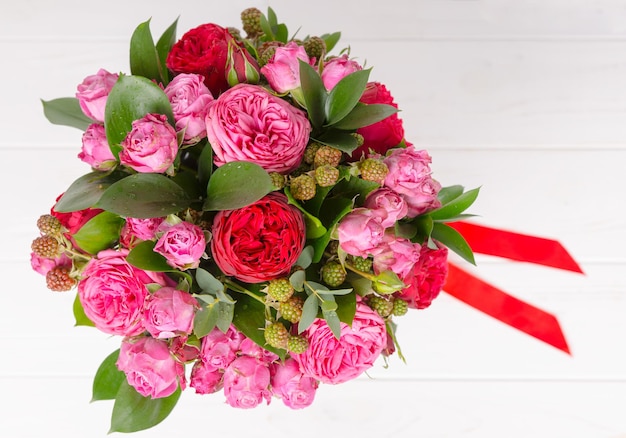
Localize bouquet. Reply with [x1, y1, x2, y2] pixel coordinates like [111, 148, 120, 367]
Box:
[30, 7, 479, 433]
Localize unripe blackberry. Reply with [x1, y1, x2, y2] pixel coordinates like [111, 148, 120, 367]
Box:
[326, 240, 339, 255]
[321, 261, 346, 287]
[314, 145, 342, 168]
[227, 27, 242, 41]
[314, 165, 339, 187]
[392, 298, 409, 316]
[269, 172, 286, 190]
[46, 267, 75, 292]
[290, 174, 316, 201]
[264, 322, 289, 349]
[303, 36, 326, 60]
[358, 158, 389, 184]
[31, 235, 60, 258]
[368, 295, 394, 318]
[258, 41, 283, 66]
[240, 7, 263, 37]
[279, 296, 304, 323]
[287, 335, 309, 354]
[267, 278, 294, 302]
[352, 132, 365, 147]
[37, 214, 62, 236]
[304, 142, 322, 164]
[350, 255, 373, 273]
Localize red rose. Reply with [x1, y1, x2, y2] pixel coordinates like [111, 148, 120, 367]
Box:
[210, 193, 306, 283]
[166, 23, 231, 96]
[397, 244, 448, 309]
[350, 82, 405, 160]
[51, 193, 103, 235]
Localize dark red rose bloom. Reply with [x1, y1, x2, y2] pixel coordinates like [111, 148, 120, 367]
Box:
[350, 82, 405, 160]
[166, 23, 232, 96]
[397, 244, 448, 309]
[210, 193, 306, 283]
[50, 193, 103, 235]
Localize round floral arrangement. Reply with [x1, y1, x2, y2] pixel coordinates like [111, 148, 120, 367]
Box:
[31, 7, 479, 433]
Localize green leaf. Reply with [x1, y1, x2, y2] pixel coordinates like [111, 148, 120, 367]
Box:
[54, 171, 126, 213]
[195, 268, 224, 295]
[232, 292, 285, 359]
[41, 97, 94, 130]
[109, 381, 181, 434]
[298, 293, 320, 334]
[437, 185, 465, 205]
[325, 68, 371, 125]
[97, 173, 191, 218]
[314, 130, 359, 154]
[312, 196, 354, 262]
[295, 246, 314, 269]
[331, 103, 399, 130]
[92, 350, 124, 401]
[299, 60, 327, 129]
[320, 32, 341, 53]
[193, 301, 219, 338]
[332, 175, 379, 204]
[129, 19, 162, 83]
[73, 293, 95, 327]
[322, 308, 342, 339]
[104, 74, 174, 148]
[335, 291, 356, 326]
[259, 14, 275, 40]
[284, 187, 327, 239]
[431, 222, 476, 265]
[126, 240, 172, 272]
[203, 161, 273, 211]
[321, 300, 338, 311]
[289, 270, 306, 292]
[72, 211, 124, 254]
[411, 214, 434, 244]
[429, 187, 480, 221]
[215, 301, 235, 333]
[197, 141, 213, 191]
[316, 288, 353, 296]
[155, 17, 179, 85]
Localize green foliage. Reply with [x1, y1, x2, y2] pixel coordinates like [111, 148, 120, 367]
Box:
[109, 381, 181, 433]
[431, 222, 476, 265]
[232, 292, 285, 359]
[203, 161, 273, 211]
[92, 350, 124, 401]
[129, 20, 163, 84]
[41, 97, 93, 130]
[126, 240, 173, 272]
[73, 293, 95, 327]
[53, 170, 126, 213]
[96, 173, 191, 218]
[72, 211, 124, 254]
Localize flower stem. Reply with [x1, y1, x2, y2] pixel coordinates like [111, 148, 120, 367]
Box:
[223, 279, 265, 305]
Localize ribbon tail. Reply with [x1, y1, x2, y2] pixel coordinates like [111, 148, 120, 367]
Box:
[448, 221, 584, 274]
[444, 262, 571, 355]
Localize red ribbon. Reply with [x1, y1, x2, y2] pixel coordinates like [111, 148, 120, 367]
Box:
[442, 221, 584, 355]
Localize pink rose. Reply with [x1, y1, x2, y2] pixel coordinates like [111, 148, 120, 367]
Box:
[170, 336, 200, 363]
[116, 336, 185, 399]
[350, 82, 404, 160]
[383, 147, 442, 217]
[260, 42, 312, 93]
[119, 113, 178, 173]
[75, 68, 118, 122]
[198, 325, 244, 370]
[77, 249, 172, 336]
[78, 123, 116, 170]
[363, 188, 409, 228]
[293, 300, 387, 384]
[223, 356, 271, 408]
[397, 244, 448, 309]
[372, 234, 421, 279]
[30, 252, 71, 276]
[321, 55, 363, 90]
[120, 217, 165, 248]
[190, 361, 224, 394]
[164, 73, 214, 144]
[270, 358, 318, 409]
[239, 338, 280, 364]
[337, 208, 386, 258]
[143, 287, 198, 339]
[206, 84, 311, 173]
[153, 221, 206, 270]
[211, 193, 306, 283]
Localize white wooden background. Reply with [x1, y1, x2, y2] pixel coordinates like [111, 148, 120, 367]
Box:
[2, 0, 625, 436]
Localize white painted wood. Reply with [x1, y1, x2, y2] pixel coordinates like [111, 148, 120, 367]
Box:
[1, 0, 625, 436]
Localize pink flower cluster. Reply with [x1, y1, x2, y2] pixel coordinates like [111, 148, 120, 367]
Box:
[190, 325, 318, 409]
